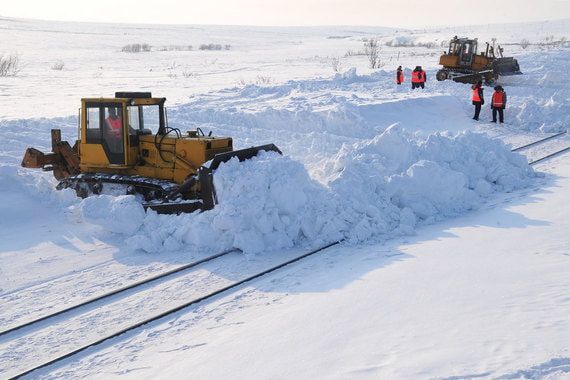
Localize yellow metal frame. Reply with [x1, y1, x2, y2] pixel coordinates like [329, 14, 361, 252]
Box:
[77, 96, 233, 184]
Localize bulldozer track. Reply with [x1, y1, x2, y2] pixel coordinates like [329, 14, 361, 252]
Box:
[0, 249, 235, 338]
[6, 241, 341, 379]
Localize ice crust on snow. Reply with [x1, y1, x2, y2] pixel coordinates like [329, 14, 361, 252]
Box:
[79, 126, 534, 254]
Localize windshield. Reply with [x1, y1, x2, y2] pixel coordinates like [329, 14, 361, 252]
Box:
[127, 104, 161, 135]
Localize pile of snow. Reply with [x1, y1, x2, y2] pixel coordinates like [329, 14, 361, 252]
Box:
[79, 126, 536, 254]
[0, 165, 77, 209]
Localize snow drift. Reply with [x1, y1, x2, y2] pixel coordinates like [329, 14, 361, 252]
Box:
[77, 126, 535, 254]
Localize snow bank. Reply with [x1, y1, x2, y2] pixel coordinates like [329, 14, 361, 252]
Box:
[80, 195, 146, 235]
[0, 165, 77, 208]
[79, 127, 535, 254]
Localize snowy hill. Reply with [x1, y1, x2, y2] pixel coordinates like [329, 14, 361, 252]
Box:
[0, 16, 569, 379]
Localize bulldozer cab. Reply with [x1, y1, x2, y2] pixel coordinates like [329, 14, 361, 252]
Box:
[81, 92, 165, 167]
[448, 37, 478, 67]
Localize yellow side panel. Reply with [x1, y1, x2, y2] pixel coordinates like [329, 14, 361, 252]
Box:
[472, 55, 491, 71]
[80, 144, 110, 168]
[439, 54, 459, 67]
[134, 165, 176, 181]
[136, 138, 177, 182]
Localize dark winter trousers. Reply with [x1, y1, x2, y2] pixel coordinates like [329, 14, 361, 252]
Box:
[412, 82, 424, 89]
[473, 103, 481, 120]
[492, 108, 504, 123]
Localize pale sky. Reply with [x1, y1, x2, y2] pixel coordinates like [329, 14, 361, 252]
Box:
[1, 0, 569, 28]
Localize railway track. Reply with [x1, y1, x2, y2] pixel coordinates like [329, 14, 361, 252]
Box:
[510, 130, 567, 152]
[0, 249, 235, 337]
[3, 241, 341, 379]
[510, 130, 570, 165]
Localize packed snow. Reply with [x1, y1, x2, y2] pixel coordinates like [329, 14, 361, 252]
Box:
[0, 15, 569, 380]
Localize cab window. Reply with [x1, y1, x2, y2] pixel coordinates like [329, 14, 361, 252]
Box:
[127, 105, 161, 135]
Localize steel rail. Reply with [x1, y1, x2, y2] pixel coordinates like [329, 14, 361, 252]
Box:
[0, 249, 235, 337]
[511, 131, 567, 152]
[529, 146, 570, 165]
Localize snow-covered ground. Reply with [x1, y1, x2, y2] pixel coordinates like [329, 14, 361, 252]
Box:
[0, 16, 569, 379]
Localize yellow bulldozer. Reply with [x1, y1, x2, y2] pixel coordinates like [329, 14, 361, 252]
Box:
[21, 92, 281, 214]
[436, 36, 521, 84]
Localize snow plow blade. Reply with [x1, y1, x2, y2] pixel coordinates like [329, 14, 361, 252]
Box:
[207, 144, 282, 171]
[493, 57, 522, 76]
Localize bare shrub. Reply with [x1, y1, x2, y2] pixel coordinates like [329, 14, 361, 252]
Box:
[417, 41, 436, 49]
[51, 60, 65, 70]
[344, 49, 365, 57]
[520, 39, 530, 49]
[387, 39, 436, 48]
[0, 54, 21, 76]
[331, 57, 342, 73]
[364, 39, 381, 69]
[166, 61, 177, 78]
[158, 45, 193, 51]
[182, 70, 194, 78]
[121, 43, 151, 53]
[255, 75, 273, 85]
[199, 43, 222, 51]
[236, 76, 273, 86]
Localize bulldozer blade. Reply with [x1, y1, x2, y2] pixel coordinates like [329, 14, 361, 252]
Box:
[208, 144, 282, 171]
[144, 201, 204, 214]
[493, 57, 522, 75]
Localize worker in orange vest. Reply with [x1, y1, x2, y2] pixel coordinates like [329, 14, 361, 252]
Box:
[471, 80, 484, 120]
[396, 66, 404, 85]
[105, 107, 123, 140]
[491, 85, 507, 123]
[411, 66, 426, 89]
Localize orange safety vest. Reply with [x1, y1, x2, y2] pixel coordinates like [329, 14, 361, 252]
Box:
[411, 71, 422, 83]
[396, 70, 404, 83]
[420, 70, 426, 83]
[472, 87, 481, 102]
[106, 117, 122, 138]
[492, 91, 505, 107]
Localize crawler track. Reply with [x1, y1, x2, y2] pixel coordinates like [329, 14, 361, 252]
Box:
[7, 241, 341, 379]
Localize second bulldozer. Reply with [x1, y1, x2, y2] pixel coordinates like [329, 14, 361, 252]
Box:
[21, 92, 281, 214]
[436, 36, 521, 84]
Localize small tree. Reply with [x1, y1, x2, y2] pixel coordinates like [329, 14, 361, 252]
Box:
[364, 39, 381, 69]
[520, 39, 530, 49]
[51, 60, 65, 70]
[0, 54, 21, 76]
[331, 57, 342, 73]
